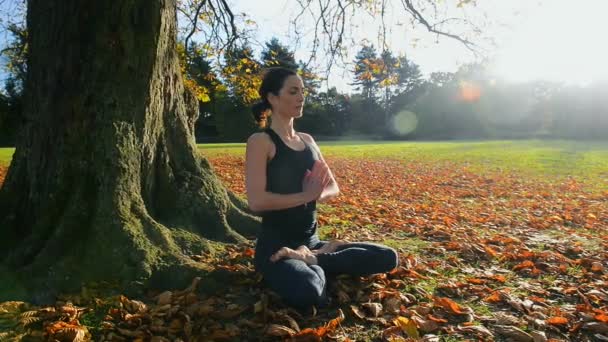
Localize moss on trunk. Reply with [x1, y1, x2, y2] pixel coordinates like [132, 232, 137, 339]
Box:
[0, 0, 259, 302]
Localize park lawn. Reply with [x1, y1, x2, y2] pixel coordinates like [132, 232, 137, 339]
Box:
[2, 140, 608, 186]
[0, 140, 607, 341]
[201, 139, 608, 191]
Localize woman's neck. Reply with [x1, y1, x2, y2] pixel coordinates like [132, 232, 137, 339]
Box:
[269, 114, 296, 139]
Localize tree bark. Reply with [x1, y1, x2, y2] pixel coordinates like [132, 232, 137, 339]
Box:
[0, 0, 258, 302]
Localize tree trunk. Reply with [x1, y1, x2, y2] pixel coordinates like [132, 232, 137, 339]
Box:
[0, 0, 258, 302]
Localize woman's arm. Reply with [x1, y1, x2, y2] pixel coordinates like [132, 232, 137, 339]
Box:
[300, 133, 340, 203]
[245, 133, 325, 212]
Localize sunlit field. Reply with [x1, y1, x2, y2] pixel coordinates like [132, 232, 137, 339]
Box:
[201, 140, 608, 190]
[0, 140, 607, 341]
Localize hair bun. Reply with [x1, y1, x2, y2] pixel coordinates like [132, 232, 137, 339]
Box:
[251, 100, 271, 127]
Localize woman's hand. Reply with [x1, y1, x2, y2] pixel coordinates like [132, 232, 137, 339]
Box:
[270, 245, 318, 265]
[302, 160, 331, 201]
[312, 240, 348, 255]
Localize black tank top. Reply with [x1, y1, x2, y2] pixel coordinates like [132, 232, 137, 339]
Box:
[262, 128, 320, 241]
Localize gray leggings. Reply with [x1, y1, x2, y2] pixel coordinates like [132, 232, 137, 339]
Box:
[254, 233, 399, 310]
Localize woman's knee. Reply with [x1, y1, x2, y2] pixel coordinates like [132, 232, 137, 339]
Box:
[283, 269, 326, 308]
[380, 247, 399, 271]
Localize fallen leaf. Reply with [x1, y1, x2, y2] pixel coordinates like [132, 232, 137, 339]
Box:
[393, 316, 420, 339]
[546, 316, 569, 325]
[362, 302, 383, 317]
[266, 324, 296, 337]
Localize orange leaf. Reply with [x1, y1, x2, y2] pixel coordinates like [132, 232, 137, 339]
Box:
[484, 292, 502, 303]
[433, 297, 465, 314]
[546, 316, 569, 325]
[491, 275, 507, 283]
[466, 278, 487, 285]
[595, 314, 608, 323]
[427, 314, 448, 323]
[292, 328, 321, 341]
[484, 246, 498, 257]
[242, 248, 255, 257]
[513, 260, 535, 271]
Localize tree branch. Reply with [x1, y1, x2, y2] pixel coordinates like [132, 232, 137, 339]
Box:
[184, 0, 207, 56]
[401, 0, 478, 53]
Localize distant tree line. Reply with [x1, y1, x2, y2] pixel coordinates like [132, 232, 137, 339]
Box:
[1, 27, 607, 145]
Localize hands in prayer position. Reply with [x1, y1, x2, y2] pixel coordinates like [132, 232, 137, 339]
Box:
[302, 160, 331, 202]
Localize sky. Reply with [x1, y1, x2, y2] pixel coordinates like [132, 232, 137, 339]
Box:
[228, 0, 608, 92]
[1, 0, 607, 92]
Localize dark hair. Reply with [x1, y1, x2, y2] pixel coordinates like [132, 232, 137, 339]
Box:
[251, 67, 298, 127]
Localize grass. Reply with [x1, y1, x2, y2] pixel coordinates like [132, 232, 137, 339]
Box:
[0, 148, 14, 165]
[199, 139, 608, 185]
[2, 139, 606, 190]
[2, 139, 607, 176]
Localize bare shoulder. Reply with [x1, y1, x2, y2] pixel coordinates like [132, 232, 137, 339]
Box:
[298, 132, 317, 145]
[247, 132, 271, 146]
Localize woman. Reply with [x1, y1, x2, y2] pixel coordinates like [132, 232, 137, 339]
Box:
[246, 67, 398, 310]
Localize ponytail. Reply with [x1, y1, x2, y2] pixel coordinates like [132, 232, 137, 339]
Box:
[251, 99, 271, 128]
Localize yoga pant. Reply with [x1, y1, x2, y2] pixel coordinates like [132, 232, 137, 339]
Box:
[254, 233, 399, 310]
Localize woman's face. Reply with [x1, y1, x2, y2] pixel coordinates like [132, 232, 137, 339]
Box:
[269, 75, 305, 118]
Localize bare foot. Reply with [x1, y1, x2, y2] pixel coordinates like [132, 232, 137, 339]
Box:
[270, 245, 318, 265]
[312, 240, 348, 255]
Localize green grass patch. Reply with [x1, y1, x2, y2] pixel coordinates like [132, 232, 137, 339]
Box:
[4, 140, 606, 185]
[199, 140, 608, 187]
[0, 148, 14, 165]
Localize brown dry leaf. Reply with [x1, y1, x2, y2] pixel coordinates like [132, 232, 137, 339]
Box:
[494, 311, 520, 325]
[582, 322, 608, 334]
[459, 324, 495, 338]
[362, 302, 383, 317]
[411, 315, 441, 333]
[46, 321, 89, 342]
[350, 305, 366, 319]
[336, 289, 351, 303]
[266, 324, 297, 337]
[207, 328, 234, 340]
[276, 311, 300, 332]
[383, 296, 402, 314]
[217, 304, 247, 319]
[116, 327, 144, 338]
[382, 325, 404, 340]
[119, 296, 147, 314]
[494, 325, 534, 342]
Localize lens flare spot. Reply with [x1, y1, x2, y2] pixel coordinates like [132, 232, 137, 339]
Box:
[459, 81, 482, 102]
[392, 110, 418, 136]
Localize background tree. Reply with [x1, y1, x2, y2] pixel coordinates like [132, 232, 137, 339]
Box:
[0, 23, 27, 147]
[297, 87, 352, 136]
[261, 37, 298, 70]
[352, 44, 380, 102]
[216, 43, 261, 141]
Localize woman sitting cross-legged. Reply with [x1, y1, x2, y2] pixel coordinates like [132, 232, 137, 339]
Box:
[246, 67, 399, 311]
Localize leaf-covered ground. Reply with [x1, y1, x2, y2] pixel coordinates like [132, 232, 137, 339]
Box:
[0, 144, 607, 341]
